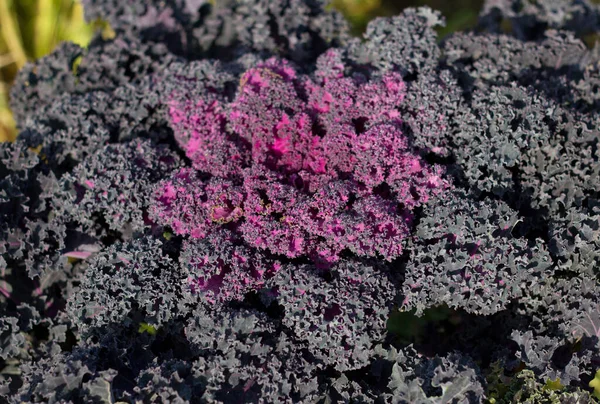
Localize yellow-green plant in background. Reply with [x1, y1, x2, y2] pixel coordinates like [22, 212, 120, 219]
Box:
[0, 0, 94, 142]
[590, 370, 600, 399]
[330, 0, 382, 34]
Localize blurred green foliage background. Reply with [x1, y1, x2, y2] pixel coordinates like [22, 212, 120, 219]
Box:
[0, 0, 484, 142]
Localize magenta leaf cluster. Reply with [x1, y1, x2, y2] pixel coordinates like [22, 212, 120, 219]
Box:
[151, 51, 449, 270]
